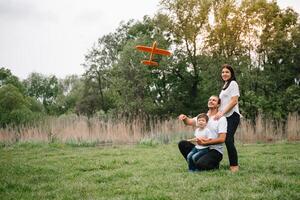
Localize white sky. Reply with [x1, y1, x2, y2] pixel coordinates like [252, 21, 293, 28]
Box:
[0, 0, 299, 79]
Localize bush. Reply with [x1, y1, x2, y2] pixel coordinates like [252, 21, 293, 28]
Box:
[0, 84, 44, 127]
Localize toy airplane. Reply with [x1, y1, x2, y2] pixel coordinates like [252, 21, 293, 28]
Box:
[136, 41, 171, 66]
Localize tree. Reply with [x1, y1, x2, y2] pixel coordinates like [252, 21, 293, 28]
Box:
[160, 0, 213, 110]
[79, 21, 136, 116]
[23, 73, 60, 115]
[57, 75, 84, 114]
[0, 67, 25, 94]
[79, 0, 300, 121]
[0, 84, 41, 127]
[241, 1, 300, 119]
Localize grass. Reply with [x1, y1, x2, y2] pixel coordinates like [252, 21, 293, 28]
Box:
[0, 141, 299, 200]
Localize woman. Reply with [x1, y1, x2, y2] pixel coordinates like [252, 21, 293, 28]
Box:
[214, 64, 241, 172]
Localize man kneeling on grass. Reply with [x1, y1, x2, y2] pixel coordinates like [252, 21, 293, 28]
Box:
[178, 96, 227, 171]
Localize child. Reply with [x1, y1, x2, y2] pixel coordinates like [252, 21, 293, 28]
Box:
[186, 113, 211, 171]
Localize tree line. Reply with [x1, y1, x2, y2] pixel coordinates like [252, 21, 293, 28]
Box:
[1, 0, 299, 127]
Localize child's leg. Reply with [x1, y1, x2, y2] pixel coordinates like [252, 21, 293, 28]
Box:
[187, 148, 198, 170]
[178, 140, 195, 160]
[192, 148, 209, 164]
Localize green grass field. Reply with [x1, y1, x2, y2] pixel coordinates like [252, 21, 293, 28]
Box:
[0, 141, 299, 200]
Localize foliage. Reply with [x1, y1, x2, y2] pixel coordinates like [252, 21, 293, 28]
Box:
[57, 75, 85, 114]
[0, 84, 43, 127]
[23, 73, 60, 115]
[1, 0, 300, 125]
[0, 67, 25, 94]
[80, 0, 299, 120]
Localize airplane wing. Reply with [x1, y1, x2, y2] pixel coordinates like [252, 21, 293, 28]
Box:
[153, 48, 171, 56]
[141, 60, 159, 66]
[136, 46, 153, 53]
[136, 46, 171, 56]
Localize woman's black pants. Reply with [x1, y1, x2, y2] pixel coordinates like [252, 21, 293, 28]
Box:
[225, 111, 240, 166]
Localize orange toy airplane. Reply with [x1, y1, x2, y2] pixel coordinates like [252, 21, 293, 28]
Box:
[136, 41, 171, 66]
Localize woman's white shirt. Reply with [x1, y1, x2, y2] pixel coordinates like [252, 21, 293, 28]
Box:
[219, 80, 240, 117]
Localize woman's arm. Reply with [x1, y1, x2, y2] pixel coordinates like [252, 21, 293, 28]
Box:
[196, 133, 226, 145]
[178, 114, 196, 126]
[214, 96, 238, 120]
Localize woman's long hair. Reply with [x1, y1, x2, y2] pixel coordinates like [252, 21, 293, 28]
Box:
[222, 64, 237, 90]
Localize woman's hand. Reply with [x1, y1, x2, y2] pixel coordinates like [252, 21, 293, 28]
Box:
[214, 111, 224, 120]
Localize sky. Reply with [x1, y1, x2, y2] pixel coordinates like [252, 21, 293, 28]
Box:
[0, 0, 299, 80]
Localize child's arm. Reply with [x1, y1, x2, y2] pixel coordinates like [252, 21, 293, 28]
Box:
[197, 133, 226, 145]
[187, 137, 197, 142]
[197, 136, 208, 140]
[187, 136, 209, 143]
[198, 129, 212, 142]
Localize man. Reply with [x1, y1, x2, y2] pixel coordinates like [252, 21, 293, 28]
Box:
[178, 95, 227, 170]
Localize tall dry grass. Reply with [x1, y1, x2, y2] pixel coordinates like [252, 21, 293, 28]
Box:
[237, 113, 300, 143]
[0, 113, 299, 144]
[0, 115, 193, 144]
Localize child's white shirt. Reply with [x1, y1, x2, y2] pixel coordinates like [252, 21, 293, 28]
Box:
[194, 127, 211, 149]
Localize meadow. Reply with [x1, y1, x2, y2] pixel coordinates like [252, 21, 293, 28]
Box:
[1, 141, 299, 200]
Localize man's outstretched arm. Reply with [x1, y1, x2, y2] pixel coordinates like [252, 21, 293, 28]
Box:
[178, 114, 196, 126]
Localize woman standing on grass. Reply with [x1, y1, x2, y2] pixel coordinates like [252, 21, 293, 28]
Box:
[214, 64, 241, 172]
